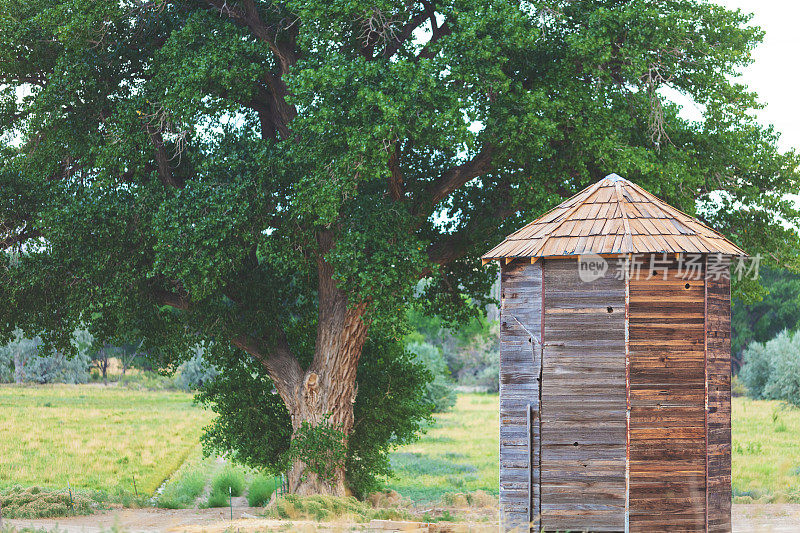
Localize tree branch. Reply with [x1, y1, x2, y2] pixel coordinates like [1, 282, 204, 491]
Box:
[415, 19, 451, 61]
[387, 144, 404, 200]
[205, 1, 299, 138]
[147, 130, 185, 189]
[416, 144, 495, 213]
[383, 7, 430, 59]
[152, 286, 304, 403]
[424, 192, 514, 270]
[232, 332, 304, 405]
[206, 0, 299, 73]
[0, 226, 41, 251]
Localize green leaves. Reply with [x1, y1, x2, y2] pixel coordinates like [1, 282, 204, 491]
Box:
[2, 0, 799, 490]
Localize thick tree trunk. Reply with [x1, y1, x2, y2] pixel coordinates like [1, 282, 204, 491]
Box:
[282, 230, 369, 496]
[227, 231, 369, 496]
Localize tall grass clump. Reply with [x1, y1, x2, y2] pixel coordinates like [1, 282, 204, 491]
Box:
[211, 466, 245, 497]
[0, 486, 96, 518]
[267, 494, 410, 522]
[247, 475, 278, 507]
[157, 456, 211, 509]
[206, 490, 230, 508]
[205, 465, 246, 507]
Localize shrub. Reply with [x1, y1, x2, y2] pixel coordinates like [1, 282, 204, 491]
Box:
[157, 462, 207, 509]
[0, 486, 95, 518]
[206, 490, 229, 508]
[176, 346, 218, 391]
[741, 330, 800, 406]
[247, 475, 278, 507]
[407, 341, 456, 413]
[117, 371, 179, 391]
[211, 466, 245, 497]
[740, 335, 779, 399]
[762, 340, 800, 406]
[731, 375, 748, 397]
[0, 330, 91, 384]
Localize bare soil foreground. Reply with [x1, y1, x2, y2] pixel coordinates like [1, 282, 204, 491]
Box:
[5, 504, 800, 532]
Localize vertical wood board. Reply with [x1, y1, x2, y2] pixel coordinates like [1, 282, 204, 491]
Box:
[628, 256, 707, 532]
[541, 258, 627, 532]
[500, 261, 543, 531]
[706, 266, 732, 533]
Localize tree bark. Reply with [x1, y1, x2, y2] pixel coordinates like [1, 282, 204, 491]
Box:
[153, 230, 369, 497]
[283, 231, 369, 496]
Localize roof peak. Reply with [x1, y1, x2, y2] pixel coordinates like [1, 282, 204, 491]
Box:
[482, 174, 747, 261]
[603, 173, 627, 183]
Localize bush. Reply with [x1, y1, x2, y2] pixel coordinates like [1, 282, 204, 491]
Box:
[732, 375, 748, 397]
[741, 337, 777, 399]
[176, 346, 218, 391]
[0, 330, 91, 384]
[0, 486, 96, 518]
[206, 490, 229, 508]
[740, 330, 800, 406]
[211, 466, 245, 497]
[406, 341, 456, 413]
[157, 459, 208, 509]
[247, 475, 278, 507]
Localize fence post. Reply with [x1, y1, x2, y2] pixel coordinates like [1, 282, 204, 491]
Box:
[67, 481, 75, 514]
[229, 486, 233, 521]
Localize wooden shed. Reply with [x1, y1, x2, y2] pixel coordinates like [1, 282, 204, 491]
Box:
[483, 174, 745, 533]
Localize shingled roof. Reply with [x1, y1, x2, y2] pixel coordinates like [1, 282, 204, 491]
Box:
[482, 174, 746, 262]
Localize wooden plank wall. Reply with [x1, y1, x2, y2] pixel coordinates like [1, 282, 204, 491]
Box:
[541, 258, 627, 532]
[628, 256, 707, 531]
[499, 261, 542, 531]
[706, 267, 732, 533]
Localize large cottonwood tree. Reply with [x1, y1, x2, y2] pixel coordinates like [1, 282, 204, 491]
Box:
[1, 0, 799, 494]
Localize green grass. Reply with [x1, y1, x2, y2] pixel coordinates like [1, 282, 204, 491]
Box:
[4, 386, 797, 507]
[389, 393, 800, 504]
[156, 452, 216, 509]
[388, 393, 499, 501]
[733, 397, 800, 502]
[0, 384, 212, 497]
[247, 474, 279, 507]
[210, 465, 246, 497]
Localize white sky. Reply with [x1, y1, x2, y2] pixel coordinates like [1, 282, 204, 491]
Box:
[712, 0, 800, 152]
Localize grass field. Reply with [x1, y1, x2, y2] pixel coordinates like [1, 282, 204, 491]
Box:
[733, 396, 800, 503]
[388, 393, 499, 501]
[3, 385, 798, 505]
[389, 393, 800, 504]
[0, 384, 212, 497]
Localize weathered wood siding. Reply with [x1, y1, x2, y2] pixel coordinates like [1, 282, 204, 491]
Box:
[706, 267, 732, 533]
[541, 258, 627, 532]
[500, 261, 542, 531]
[628, 256, 706, 531]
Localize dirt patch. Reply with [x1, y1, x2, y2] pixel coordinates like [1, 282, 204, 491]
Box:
[5, 503, 798, 532]
[5, 507, 248, 533]
[733, 503, 800, 532]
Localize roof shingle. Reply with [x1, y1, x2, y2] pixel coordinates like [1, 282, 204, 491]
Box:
[482, 174, 746, 261]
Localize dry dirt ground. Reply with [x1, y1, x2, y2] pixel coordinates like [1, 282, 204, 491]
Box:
[5, 504, 800, 532]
